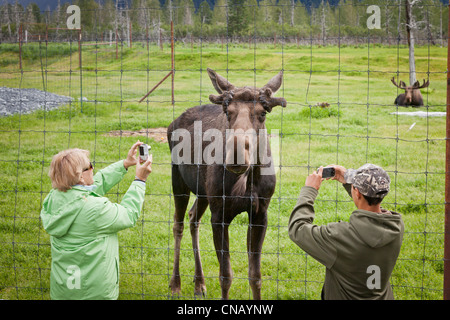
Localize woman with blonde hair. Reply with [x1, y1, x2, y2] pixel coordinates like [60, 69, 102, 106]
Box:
[41, 141, 152, 300]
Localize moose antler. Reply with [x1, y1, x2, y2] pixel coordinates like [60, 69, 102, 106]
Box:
[210, 87, 286, 112]
[259, 87, 287, 111]
[412, 79, 430, 89]
[391, 77, 407, 89]
[209, 91, 234, 113]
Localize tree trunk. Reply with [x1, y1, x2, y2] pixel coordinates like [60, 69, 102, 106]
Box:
[321, 0, 326, 46]
[405, 0, 416, 85]
[290, 0, 295, 27]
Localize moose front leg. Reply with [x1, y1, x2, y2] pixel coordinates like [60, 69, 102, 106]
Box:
[211, 215, 233, 300]
[247, 210, 267, 300]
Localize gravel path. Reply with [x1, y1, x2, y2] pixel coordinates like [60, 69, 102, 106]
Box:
[0, 87, 73, 117]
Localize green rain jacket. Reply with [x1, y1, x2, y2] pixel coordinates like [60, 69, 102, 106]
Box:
[41, 160, 145, 300]
[289, 185, 404, 300]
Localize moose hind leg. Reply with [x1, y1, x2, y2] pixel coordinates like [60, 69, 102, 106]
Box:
[169, 193, 189, 296]
[189, 197, 209, 297]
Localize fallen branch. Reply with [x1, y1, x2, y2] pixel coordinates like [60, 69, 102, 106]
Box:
[139, 70, 173, 103]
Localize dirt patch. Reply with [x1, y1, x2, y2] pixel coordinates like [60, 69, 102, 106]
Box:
[105, 127, 168, 143]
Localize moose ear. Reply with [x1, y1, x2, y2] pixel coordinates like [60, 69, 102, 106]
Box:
[263, 71, 283, 95]
[207, 68, 235, 94]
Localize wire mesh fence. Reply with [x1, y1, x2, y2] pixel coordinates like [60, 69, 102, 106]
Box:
[0, 0, 448, 300]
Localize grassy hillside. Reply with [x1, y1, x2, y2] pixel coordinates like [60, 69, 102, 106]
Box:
[0, 41, 446, 299]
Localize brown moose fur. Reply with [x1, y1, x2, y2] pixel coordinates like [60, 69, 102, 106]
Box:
[167, 68, 286, 299]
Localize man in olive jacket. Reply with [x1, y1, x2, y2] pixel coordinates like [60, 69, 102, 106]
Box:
[288, 164, 404, 300]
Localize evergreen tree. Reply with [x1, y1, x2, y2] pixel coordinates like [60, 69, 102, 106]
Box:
[197, 0, 213, 25]
[227, 0, 250, 37]
[211, 0, 227, 26]
[74, 0, 99, 33]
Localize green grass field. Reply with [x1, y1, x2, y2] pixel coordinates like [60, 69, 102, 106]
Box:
[0, 41, 446, 300]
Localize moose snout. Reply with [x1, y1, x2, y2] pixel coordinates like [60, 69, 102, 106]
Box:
[225, 131, 255, 175]
[405, 95, 412, 104]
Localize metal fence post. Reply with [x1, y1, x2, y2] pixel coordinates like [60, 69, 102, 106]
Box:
[444, 2, 450, 301]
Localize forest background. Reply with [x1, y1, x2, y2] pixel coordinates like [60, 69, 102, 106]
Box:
[1, 0, 449, 46]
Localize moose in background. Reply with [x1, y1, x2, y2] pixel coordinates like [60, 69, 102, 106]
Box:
[391, 77, 430, 107]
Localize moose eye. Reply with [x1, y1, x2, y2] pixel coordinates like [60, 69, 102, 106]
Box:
[260, 111, 267, 118]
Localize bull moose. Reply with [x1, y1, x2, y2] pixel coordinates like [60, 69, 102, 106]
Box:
[167, 68, 286, 299]
[391, 77, 430, 107]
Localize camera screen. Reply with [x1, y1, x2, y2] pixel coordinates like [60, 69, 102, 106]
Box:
[322, 167, 335, 179]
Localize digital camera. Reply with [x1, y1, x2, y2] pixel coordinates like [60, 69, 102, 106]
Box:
[139, 144, 151, 161]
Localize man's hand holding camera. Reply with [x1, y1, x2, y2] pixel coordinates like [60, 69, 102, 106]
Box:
[305, 165, 349, 191]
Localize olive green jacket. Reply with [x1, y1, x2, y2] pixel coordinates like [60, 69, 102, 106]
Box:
[289, 185, 404, 300]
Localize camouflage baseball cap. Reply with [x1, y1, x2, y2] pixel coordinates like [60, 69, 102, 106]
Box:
[344, 163, 390, 198]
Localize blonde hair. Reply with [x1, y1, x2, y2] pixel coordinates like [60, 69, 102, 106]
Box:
[49, 148, 90, 192]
